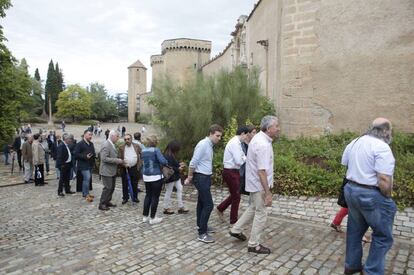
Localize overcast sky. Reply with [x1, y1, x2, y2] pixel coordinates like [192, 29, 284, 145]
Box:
[3, 0, 258, 94]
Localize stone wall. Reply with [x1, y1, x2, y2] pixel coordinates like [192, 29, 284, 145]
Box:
[202, 42, 234, 77]
[279, 0, 414, 136]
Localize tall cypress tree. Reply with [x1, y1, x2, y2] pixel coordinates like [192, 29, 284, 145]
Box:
[34, 68, 40, 81]
[45, 59, 59, 115]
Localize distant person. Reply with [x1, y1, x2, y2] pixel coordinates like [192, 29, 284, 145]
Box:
[22, 134, 34, 184]
[163, 140, 189, 215]
[40, 133, 50, 175]
[3, 143, 11, 165]
[121, 126, 126, 137]
[48, 131, 57, 160]
[32, 134, 45, 186]
[184, 124, 223, 243]
[104, 129, 110, 140]
[141, 126, 146, 135]
[133, 132, 145, 150]
[12, 133, 24, 170]
[61, 120, 66, 132]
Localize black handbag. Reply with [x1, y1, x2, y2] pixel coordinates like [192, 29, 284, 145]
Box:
[337, 177, 348, 208]
[239, 175, 249, 196]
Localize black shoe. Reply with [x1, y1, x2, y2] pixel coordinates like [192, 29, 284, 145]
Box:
[99, 205, 110, 211]
[132, 199, 139, 203]
[229, 231, 247, 241]
[344, 267, 363, 274]
[58, 193, 65, 197]
[122, 200, 128, 205]
[107, 202, 117, 207]
[66, 191, 75, 194]
[29, 179, 34, 182]
[24, 181, 29, 184]
[247, 244, 271, 254]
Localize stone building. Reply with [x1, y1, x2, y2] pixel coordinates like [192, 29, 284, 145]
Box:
[129, 0, 414, 136]
[127, 60, 147, 122]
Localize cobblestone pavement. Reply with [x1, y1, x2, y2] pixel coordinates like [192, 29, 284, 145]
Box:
[1, 175, 413, 275]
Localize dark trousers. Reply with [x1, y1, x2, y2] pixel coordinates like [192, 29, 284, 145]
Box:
[193, 173, 213, 235]
[121, 166, 138, 201]
[17, 150, 22, 169]
[34, 164, 44, 185]
[58, 164, 71, 193]
[100, 175, 116, 206]
[143, 179, 163, 218]
[217, 169, 241, 224]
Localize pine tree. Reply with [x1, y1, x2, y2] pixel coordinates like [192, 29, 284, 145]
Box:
[34, 68, 41, 81]
[55, 62, 64, 92]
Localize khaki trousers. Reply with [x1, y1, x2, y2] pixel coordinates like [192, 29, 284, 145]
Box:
[23, 161, 33, 182]
[231, 191, 268, 247]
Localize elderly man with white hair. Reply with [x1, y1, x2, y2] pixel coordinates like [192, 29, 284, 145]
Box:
[98, 130, 126, 211]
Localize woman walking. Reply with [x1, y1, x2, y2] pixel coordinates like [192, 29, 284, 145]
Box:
[163, 140, 189, 215]
[141, 135, 168, 224]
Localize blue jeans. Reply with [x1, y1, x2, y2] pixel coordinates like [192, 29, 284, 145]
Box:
[193, 173, 213, 235]
[44, 153, 49, 172]
[81, 169, 91, 197]
[344, 182, 396, 274]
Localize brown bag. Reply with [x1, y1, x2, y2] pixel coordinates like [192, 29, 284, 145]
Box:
[162, 165, 174, 181]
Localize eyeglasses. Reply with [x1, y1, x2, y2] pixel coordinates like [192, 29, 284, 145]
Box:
[124, 138, 131, 141]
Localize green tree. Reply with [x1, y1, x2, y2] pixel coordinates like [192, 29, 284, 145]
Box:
[34, 68, 40, 81]
[88, 82, 118, 121]
[45, 59, 58, 114]
[55, 62, 64, 92]
[149, 66, 269, 157]
[0, 3, 32, 144]
[56, 84, 92, 122]
[115, 92, 128, 118]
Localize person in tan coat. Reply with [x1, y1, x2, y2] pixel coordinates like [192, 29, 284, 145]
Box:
[32, 134, 45, 186]
[22, 134, 33, 184]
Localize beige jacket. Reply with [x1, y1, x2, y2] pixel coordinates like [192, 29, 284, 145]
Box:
[32, 140, 45, 165]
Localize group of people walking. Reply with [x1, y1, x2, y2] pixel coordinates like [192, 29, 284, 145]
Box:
[7, 115, 397, 274]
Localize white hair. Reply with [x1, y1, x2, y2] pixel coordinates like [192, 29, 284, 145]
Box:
[109, 130, 120, 138]
[260, 115, 278, 132]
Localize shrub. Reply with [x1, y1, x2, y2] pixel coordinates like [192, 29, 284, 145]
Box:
[21, 117, 47, 124]
[136, 114, 152, 124]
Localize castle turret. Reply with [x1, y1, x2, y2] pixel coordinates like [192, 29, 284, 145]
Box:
[127, 60, 147, 122]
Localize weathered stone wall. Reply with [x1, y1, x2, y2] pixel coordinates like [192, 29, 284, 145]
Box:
[202, 42, 234, 77]
[279, 0, 414, 136]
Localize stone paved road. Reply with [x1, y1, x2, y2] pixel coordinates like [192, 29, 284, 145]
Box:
[1, 179, 413, 275]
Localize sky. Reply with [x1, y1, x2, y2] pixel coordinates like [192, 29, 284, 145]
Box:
[3, 0, 258, 95]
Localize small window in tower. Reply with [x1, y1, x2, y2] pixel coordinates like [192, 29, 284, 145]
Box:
[137, 69, 139, 71]
[250, 52, 254, 66]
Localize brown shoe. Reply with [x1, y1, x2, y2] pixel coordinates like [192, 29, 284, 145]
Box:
[163, 209, 175, 215]
[247, 244, 271, 254]
[330, 223, 343, 233]
[86, 195, 93, 202]
[88, 194, 95, 198]
[177, 208, 189, 214]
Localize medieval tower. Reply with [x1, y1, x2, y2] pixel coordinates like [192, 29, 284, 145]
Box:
[127, 60, 147, 122]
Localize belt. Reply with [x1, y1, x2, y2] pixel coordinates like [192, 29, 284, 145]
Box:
[223, 168, 239, 172]
[348, 180, 379, 190]
[194, 172, 211, 176]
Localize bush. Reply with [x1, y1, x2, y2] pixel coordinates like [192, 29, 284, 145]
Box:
[136, 114, 152, 124]
[21, 117, 47, 124]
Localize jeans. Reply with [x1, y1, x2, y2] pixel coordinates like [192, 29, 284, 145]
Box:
[81, 169, 91, 197]
[121, 166, 138, 201]
[44, 153, 50, 172]
[164, 179, 184, 209]
[217, 169, 241, 224]
[143, 179, 163, 218]
[193, 173, 213, 235]
[344, 182, 396, 275]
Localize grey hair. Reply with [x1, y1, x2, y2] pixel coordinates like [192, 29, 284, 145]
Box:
[260, 115, 278, 132]
[62, 133, 74, 141]
[366, 121, 392, 144]
[109, 130, 120, 138]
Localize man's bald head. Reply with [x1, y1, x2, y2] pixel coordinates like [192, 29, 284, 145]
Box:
[368, 117, 393, 144]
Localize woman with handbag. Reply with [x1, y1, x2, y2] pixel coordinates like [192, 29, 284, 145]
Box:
[141, 135, 168, 225]
[163, 140, 189, 215]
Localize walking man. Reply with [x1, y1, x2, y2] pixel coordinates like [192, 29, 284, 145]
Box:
[56, 133, 75, 196]
[22, 134, 33, 184]
[32, 134, 45, 186]
[98, 130, 125, 211]
[229, 116, 280, 254]
[343, 118, 396, 275]
[184, 124, 223, 243]
[216, 126, 250, 225]
[12, 133, 24, 170]
[40, 133, 50, 175]
[74, 130, 96, 202]
[119, 134, 142, 204]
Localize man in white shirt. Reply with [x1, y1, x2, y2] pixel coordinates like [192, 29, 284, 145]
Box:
[216, 126, 249, 225]
[342, 118, 396, 275]
[229, 116, 280, 254]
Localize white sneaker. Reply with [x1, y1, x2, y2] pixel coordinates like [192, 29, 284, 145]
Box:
[142, 216, 149, 223]
[149, 217, 163, 225]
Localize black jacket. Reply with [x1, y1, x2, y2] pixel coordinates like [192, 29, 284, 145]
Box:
[56, 143, 72, 169]
[164, 154, 180, 183]
[73, 139, 96, 170]
[12, 137, 22, 151]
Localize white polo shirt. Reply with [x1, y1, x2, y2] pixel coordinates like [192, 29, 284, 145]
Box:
[245, 131, 274, 192]
[342, 135, 395, 186]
